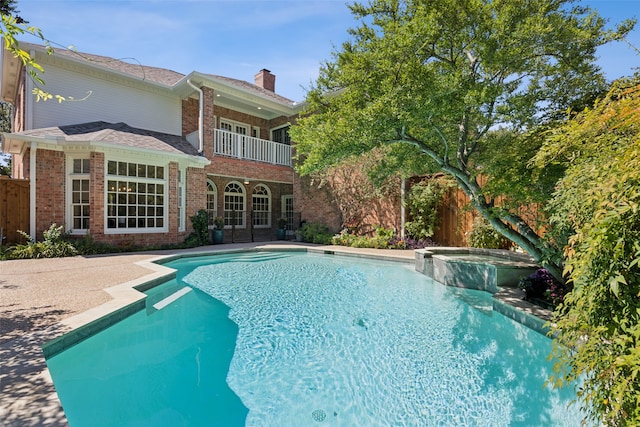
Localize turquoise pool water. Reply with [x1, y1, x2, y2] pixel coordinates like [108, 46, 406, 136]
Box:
[46, 251, 584, 426]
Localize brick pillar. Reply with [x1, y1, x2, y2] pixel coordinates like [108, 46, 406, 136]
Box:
[202, 86, 215, 157]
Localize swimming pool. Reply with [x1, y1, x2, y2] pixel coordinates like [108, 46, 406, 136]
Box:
[45, 251, 583, 426]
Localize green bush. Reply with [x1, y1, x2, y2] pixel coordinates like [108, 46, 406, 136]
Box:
[9, 224, 78, 259]
[298, 222, 333, 245]
[185, 209, 210, 247]
[541, 78, 640, 426]
[404, 178, 454, 240]
[467, 216, 511, 249]
[332, 227, 396, 249]
[69, 234, 118, 255]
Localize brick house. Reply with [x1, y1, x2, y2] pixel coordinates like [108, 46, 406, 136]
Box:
[1, 41, 349, 246]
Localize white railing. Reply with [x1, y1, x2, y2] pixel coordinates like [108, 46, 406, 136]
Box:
[213, 129, 292, 167]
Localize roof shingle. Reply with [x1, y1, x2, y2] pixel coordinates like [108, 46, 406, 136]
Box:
[20, 121, 200, 156]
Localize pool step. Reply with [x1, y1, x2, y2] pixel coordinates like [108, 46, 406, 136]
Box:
[227, 252, 291, 263]
[145, 282, 192, 312]
[152, 287, 192, 310]
[175, 251, 291, 268]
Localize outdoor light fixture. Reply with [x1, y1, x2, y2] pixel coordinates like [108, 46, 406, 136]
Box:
[244, 178, 250, 184]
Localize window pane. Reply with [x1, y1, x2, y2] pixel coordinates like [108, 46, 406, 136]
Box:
[103, 162, 167, 231]
[107, 161, 117, 175]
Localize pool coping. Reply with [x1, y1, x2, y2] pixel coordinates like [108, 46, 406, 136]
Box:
[1, 243, 553, 427]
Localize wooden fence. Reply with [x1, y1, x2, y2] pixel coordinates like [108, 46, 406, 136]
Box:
[423, 175, 544, 247]
[432, 185, 476, 247]
[0, 177, 29, 245]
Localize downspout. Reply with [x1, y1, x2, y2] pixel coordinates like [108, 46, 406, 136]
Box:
[25, 50, 36, 130]
[186, 79, 204, 154]
[29, 142, 37, 239]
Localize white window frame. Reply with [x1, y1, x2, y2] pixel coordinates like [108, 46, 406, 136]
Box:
[206, 179, 218, 229]
[66, 156, 91, 235]
[270, 124, 291, 145]
[252, 184, 271, 228]
[177, 167, 185, 232]
[104, 159, 168, 234]
[220, 118, 249, 135]
[281, 195, 294, 233]
[223, 181, 246, 229]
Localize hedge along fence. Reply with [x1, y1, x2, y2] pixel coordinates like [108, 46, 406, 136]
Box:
[0, 177, 29, 245]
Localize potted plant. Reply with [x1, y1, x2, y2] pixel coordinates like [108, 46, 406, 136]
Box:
[212, 216, 225, 244]
[276, 217, 287, 240]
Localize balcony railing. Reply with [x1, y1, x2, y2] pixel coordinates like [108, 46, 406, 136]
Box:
[213, 129, 292, 167]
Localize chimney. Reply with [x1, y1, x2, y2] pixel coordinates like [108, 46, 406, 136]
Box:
[255, 69, 275, 92]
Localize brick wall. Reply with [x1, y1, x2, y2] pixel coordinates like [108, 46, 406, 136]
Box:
[206, 156, 293, 184]
[35, 149, 65, 238]
[89, 152, 105, 238]
[293, 174, 342, 232]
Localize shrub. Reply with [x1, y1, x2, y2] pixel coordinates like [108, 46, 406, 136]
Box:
[9, 224, 78, 259]
[404, 177, 455, 240]
[298, 222, 333, 245]
[332, 227, 435, 250]
[518, 268, 569, 308]
[467, 216, 511, 249]
[185, 209, 210, 247]
[69, 234, 117, 255]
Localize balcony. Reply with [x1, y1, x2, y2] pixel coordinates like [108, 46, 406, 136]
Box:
[213, 129, 292, 167]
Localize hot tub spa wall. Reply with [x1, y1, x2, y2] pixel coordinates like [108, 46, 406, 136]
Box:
[415, 248, 539, 293]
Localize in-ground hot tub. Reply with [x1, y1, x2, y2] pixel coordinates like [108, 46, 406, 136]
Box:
[415, 247, 539, 294]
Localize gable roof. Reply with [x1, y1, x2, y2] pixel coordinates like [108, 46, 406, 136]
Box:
[6, 121, 205, 160]
[203, 73, 296, 105]
[3, 41, 298, 107]
[52, 48, 185, 86]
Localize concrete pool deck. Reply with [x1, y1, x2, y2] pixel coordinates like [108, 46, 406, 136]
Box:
[0, 243, 551, 426]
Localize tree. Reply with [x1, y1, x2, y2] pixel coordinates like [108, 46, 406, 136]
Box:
[538, 76, 640, 426]
[290, 0, 634, 282]
[0, 0, 25, 23]
[1, 1, 67, 102]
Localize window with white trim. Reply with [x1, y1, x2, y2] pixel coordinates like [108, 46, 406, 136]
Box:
[177, 168, 185, 232]
[271, 125, 291, 145]
[223, 181, 245, 228]
[206, 179, 218, 227]
[69, 158, 90, 233]
[220, 119, 249, 135]
[106, 160, 166, 231]
[252, 184, 271, 228]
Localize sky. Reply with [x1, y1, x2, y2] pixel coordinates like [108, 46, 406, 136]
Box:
[9, 0, 640, 102]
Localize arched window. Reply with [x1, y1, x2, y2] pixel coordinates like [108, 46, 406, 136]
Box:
[206, 179, 217, 228]
[252, 184, 271, 228]
[224, 181, 246, 228]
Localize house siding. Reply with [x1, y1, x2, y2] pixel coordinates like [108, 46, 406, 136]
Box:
[30, 63, 182, 134]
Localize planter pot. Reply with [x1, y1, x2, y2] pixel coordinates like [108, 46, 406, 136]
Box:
[212, 229, 224, 244]
[276, 228, 286, 240]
